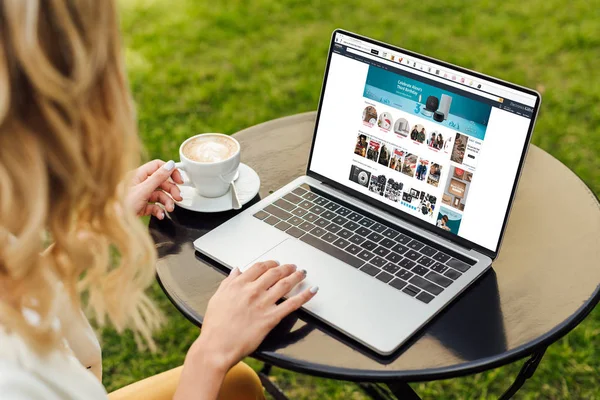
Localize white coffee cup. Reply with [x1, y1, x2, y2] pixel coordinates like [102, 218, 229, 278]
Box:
[175, 133, 241, 198]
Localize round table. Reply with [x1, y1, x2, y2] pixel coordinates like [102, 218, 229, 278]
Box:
[151, 112, 600, 399]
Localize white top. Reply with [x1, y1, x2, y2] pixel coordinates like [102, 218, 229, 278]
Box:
[0, 303, 107, 399]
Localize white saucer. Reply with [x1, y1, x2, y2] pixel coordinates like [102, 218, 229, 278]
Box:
[175, 163, 260, 213]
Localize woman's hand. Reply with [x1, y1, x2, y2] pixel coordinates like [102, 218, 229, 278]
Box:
[175, 261, 318, 400]
[126, 159, 184, 219]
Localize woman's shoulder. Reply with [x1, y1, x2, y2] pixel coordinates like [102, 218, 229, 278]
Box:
[0, 328, 107, 400]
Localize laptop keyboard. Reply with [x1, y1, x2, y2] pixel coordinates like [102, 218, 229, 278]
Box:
[253, 185, 472, 304]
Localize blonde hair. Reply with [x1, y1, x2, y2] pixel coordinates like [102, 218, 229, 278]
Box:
[0, 0, 162, 351]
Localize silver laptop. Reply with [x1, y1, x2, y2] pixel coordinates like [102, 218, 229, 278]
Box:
[194, 30, 541, 355]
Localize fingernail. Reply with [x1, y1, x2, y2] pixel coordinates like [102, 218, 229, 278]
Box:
[159, 211, 164, 219]
[310, 286, 319, 294]
[300, 269, 307, 276]
[290, 264, 297, 271]
[273, 260, 280, 266]
[163, 160, 175, 171]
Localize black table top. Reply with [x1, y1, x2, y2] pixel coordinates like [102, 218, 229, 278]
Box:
[153, 112, 600, 381]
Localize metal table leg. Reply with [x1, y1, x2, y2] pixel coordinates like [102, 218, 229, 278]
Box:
[358, 382, 421, 400]
[499, 348, 547, 400]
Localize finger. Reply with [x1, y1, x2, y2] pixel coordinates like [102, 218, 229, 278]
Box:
[170, 168, 184, 184]
[226, 267, 242, 281]
[143, 204, 165, 220]
[148, 190, 175, 212]
[240, 260, 280, 282]
[273, 286, 318, 319]
[264, 268, 307, 303]
[139, 160, 177, 197]
[255, 264, 298, 291]
[160, 180, 183, 201]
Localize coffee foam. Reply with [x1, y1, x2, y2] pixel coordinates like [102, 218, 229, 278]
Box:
[183, 136, 237, 163]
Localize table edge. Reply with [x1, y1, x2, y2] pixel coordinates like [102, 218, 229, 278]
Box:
[156, 113, 600, 381]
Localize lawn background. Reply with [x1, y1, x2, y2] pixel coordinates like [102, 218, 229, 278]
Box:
[102, 0, 600, 398]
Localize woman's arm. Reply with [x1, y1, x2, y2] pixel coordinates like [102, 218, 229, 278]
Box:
[174, 262, 317, 400]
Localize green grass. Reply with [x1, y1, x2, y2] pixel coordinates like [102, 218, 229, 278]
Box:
[101, 0, 600, 398]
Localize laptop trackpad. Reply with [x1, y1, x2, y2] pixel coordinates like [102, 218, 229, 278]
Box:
[244, 238, 421, 354]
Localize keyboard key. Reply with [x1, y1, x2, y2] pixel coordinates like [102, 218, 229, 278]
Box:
[396, 233, 412, 245]
[321, 232, 337, 243]
[274, 198, 296, 211]
[361, 240, 377, 251]
[298, 200, 313, 209]
[343, 221, 360, 231]
[314, 218, 330, 228]
[410, 276, 443, 295]
[292, 187, 307, 196]
[431, 262, 448, 273]
[253, 210, 269, 220]
[389, 278, 407, 291]
[411, 265, 429, 276]
[324, 202, 340, 211]
[298, 221, 315, 232]
[396, 268, 414, 281]
[376, 271, 394, 283]
[383, 263, 400, 274]
[360, 264, 380, 276]
[416, 292, 435, 304]
[286, 226, 305, 238]
[325, 223, 342, 233]
[300, 234, 364, 268]
[420, 245, 437, 257]
[321, 210, 337, 220]
[379, 238, 396, 249]
[264, 205, 292, 220]
[403, 285, 420, 297]
[304, 213, 319, 223]
[425, 271, 452, 288]
[346, 244, 362, 255]
[287, 216, 303, 226]
[407, 240, 425, 251]
[349, 234, 365, 245]
[382, 228, 399, 240]
[385, 252, 402, 264]
[417, 256, 435, 268]
[310, 227, 327, 237]
[357, 250, 375, 262]
[373, 246, 390, 257]
[371, 223, 387, 233]
[309, 205, 326, 215]
[333, 238, 350, 249]
[264, 216, 280, 225]
[314, 197, 329, 206]
[367, 232, 384, 242]
[332, 216, 348, 226]
[405, 250, 422, 261]
[353, 227, 369, 237]
[399, 259, 416, 269]
[392, 243, 409, 254]
[447, 258, 471, 272]
[433, 252, 451, 263]
[371, 256, 387, 268]
[346, 212, 363, 222]
[338, 229, 353, 239]
[291, 208, 309, 217]
[358, 218, 375, 228]
[336, 207, 352, 216]
[275, 221, 292, 231]
[444, 269, 462, 280]
[303, 192, 318, 201]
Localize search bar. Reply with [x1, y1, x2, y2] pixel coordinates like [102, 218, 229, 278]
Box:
[347, 48, 503, 102]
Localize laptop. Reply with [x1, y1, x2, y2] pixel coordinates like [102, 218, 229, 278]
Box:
[194, 29, 541, 355]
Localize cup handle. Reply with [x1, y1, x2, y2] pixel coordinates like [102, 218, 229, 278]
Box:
[174, 162, 190, 185]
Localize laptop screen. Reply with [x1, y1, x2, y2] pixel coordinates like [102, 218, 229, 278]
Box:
[308, 31, 540, 254]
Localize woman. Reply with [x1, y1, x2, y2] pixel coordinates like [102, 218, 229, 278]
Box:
[0, 1, 316, 399]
